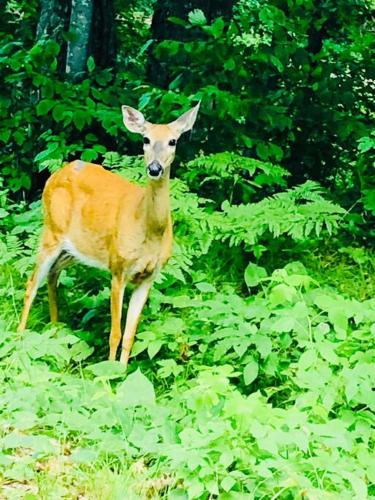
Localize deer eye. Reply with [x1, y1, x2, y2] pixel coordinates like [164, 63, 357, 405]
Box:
[169, 139, 176, 147]
[143, 137, 150, 145]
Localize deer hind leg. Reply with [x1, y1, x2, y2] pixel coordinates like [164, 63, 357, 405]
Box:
[109, 273, 126, 361]
[18, 238, 62, 332]
[119, 279, 153, 367]
[47, 251, 74, 323]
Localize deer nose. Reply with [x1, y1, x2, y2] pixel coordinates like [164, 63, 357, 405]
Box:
[147, 161, 163, 179]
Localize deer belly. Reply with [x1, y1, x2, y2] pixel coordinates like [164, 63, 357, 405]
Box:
[63, 238, 108, 270]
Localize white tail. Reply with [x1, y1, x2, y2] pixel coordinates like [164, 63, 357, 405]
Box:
[18, 103, 200, 366]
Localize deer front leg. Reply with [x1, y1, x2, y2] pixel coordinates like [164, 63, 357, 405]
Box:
[47, 270, 59, 323]
[109, 273, 126, 361]
[119, 279, 153, 367]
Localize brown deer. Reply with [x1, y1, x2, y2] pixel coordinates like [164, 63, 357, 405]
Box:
[18, 103, 200, 366]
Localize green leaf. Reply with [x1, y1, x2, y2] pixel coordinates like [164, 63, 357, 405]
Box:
[270, 55, 284, 72]
[343, 472, 367, 500]
[243, 358, 259, 385]
[87, 56, 95, 72]
[196, 282, 216, 293]
[206, 480, 219, 496]
[36, 99, 55, 116]
[73, 110, 87, 130]
[328, 308, 348, 338]
[0, 129, 11, 143]
[224, 58, 236, 71]
[253, 334, 272, 358]
[298, 349, 318, 370]
[85, 360, 127, 379]
[34, 142, 59, 162]
[93, 144, 106, 153]
[52, 104, 67, 122]
[362, 189, 375, 214]
[168, 16, 188, 27]
[1, 433, 55, 454]
[244, 263, 267, 287]
[187, 478, 204, 498]
[357, 136, 375, 153]
[272, 316, 295, 333]
[188, 9, 206, 26]
[269, 284, 296, 306]
[116, 369, 155, 407]
[256, 142, 270, 160]
[82, 149, 98, 162]
[147, 339, 163, 359]
[71, 448, 99, 464]
[219, 451, 234, 467]
[221, 476, 236, 492]
[210, 17, 225, 38]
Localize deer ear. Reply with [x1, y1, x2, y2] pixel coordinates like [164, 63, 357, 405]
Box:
[170, 102, 200, 135]
[122, 105, 146, 134]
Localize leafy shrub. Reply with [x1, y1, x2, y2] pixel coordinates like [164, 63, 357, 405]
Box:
[143, 0, 373, 222]
[0, 261, 373, 497]
[0, 37, 135, 192]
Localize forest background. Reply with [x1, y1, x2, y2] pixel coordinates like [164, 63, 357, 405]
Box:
[0, 0, 374, 498]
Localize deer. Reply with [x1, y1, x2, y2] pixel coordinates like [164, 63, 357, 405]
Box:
[17, 103, 200, 367]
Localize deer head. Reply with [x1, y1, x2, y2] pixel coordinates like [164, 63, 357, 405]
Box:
[122, 103, 200, 180]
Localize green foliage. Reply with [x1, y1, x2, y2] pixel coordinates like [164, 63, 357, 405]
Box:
[0, 265, 373, 498]
[0, 37, 133, 191]
[0, 0, 151, 193]
[0, 0, 374, 497]
[210, 181, 345, 250]
[183, 152, 289, 205]
[0, 150, 374, 497]
[143, 0, 373, 225]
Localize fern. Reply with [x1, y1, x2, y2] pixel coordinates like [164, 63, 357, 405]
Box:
[186, 152, 289, 187]
[183, 152, 290, 206]
[207, 181, 346, 248]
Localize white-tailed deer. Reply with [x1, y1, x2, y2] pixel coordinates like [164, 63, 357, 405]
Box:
[18, 103, 200, 366]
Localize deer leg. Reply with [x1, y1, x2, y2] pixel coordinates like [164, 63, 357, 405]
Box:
[18, 244, 61, 332]
[47, 251, 74, 323]
[119, 279, 153, 367]
[109, 273, 126, 361]
[47, 269, 59, 324]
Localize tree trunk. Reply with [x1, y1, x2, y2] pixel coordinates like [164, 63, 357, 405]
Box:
[65, 0, 94, 81]
[36, 0, 71, 74]
[148, 0, 235, 87]
[35, 0, 116, 81]
[36, 0, 70, 40]
[91, 0, 116, 70]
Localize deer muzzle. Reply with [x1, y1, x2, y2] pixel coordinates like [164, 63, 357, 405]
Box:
[147, 161, 164, 179]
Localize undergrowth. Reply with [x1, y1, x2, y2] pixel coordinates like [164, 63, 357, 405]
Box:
[0, 153, 374, 499]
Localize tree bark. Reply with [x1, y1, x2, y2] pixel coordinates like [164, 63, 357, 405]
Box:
[91, 0, 116, 70]
[36, 0, 71, 74]
[65, 0, 94, 81]
[36, 0, 70, 40]
[35, 0, 116, 81]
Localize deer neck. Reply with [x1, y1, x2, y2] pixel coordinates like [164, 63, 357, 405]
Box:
[144, 172, 170, 234]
